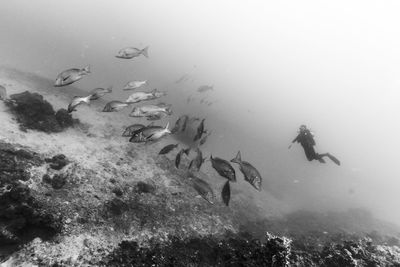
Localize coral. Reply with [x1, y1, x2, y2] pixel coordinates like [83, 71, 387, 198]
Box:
[45, 154, 69, 170]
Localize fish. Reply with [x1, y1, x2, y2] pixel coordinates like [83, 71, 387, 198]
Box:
[129, 122, 171, 143]
[231, 151, 262, 191]
[146, 114, 163, 121]
[116, 46, 149, 59]
[175, 149, 184, 168]
[123, 80, 147, 90]
[102, 101, 130, 112]
[175, 74, 189, 84]
[89, 86, 113, 100]
[129, 103, 172, 118]
[210, 155, 236, 182]
[159, 143, 179, 155]
[189, 173, 215, 204]
[0, 85, 7, 100]
[54, 65, 90, 87]
[221, 181, 231, 206]
[122, 124, 145, 137]
[67, 95, 91, 113]
[193, 119, 206, 141]
[197, 85, 213, 93]
[199, 131, 211, 146]
[189, 148, 205, 171]
[125, 89, 165, 104]
[186, 96, 192, 103]
[171, 115, 189, 134]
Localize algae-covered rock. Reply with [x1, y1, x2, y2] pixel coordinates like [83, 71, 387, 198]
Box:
[6, 91, 76, 133]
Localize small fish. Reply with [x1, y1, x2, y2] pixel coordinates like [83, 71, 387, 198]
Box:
[193, 119, 206, 141]
[89, 86, 113, 100]
[102, 101, 130, 112]
[116, 46, 149, 59]
[210, 155, 236, 182]
[159, 143, 179, 155]
[197, 85, 213, 93]
[189, 174, 215, 204]
[54, 65, 90, 87]
[175, 149, 184, 168]
[175, 74, 189, 84]
[129, 103, 172, 118]
[221, 181, 231, 206]
[181, 116, 189, 131]
[231, 151, 262, 191]
[67, 95, 91, 113]
[0, 85, 7, 100]
[122, 124, 145, 137]
[199, 131, 211, 146]
[187, 96, 192, 103]
[129, 122, 171, 143]
[123, 80, 147, 90]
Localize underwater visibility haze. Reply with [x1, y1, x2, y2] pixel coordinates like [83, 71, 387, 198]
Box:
[1, 0, 400, 266]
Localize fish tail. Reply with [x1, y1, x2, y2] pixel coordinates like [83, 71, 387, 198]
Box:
[165, 105, 173, 115]
[231, 151, 242, 163]
[141, 46, 149, 58]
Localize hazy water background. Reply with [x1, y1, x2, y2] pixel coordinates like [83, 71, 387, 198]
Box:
[1, 0, 400, 224]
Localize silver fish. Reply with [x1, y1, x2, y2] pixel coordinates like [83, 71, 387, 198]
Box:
[54, 65, 90, 87]
[116, 46, 149, 59]
[231, 151, 262, 191]
[129, 122, 170, 143]
[123, 80, 147, 90]
[122, 124, 145, 137]
[89, 86, 112, 100]
[129, 104, 172, 118]
[0, 85, 7, 100]
[125, 89, 163, 104]
[67, 95, 91, 113]
[102, 101, 130, 112]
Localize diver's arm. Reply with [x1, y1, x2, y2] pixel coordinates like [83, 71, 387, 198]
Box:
[289, 134, 300, 149]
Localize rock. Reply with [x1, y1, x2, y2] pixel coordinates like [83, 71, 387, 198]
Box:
[42, 174, 52, 184]
[112, 188, 123, 197]
[51, 174, 67, 189]
[108, 198, 129, 216]
[136, 181, 155, 194]
[6, 91, 76, 133]
[45, 154, 69, 170]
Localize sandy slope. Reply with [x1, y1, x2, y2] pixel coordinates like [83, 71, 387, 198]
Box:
[0, 67, 286, 265]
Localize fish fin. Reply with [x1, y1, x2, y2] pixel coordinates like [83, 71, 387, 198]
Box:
[82, 65, 91, 74]
[165, 122, 171, 133]
[141, 46, 149, 58]
[231, 151, 242, 163]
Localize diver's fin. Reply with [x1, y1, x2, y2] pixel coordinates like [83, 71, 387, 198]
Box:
[327, 153, 341, 166]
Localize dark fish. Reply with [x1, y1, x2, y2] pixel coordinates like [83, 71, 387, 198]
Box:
[183, 147, 191, 155]
[210, 155, 236, 182]
[159, 144, 179, 155]
[175, 149, 184, 168]
[231, 151, 262, 191]
[189, 148, 204, 171]
[221, 181, 231, 206]
[197, 85, 213, 93]
[193, 119, 206, 141]
[122, 124, 145, 137]
[171, 115, 189, 133]
[189, 174, 215, 204]
[181, 116, 189, 131]
[0, 85, 7, 100]
[199, 131, 211, 146]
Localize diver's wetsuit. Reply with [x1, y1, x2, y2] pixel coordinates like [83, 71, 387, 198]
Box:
[292, 129, 326, 162]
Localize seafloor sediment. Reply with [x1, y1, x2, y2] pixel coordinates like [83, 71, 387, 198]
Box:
[0, 67, 399, 266]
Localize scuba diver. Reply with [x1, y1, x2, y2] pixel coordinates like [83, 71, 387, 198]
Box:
[289, 125, 341, 166]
